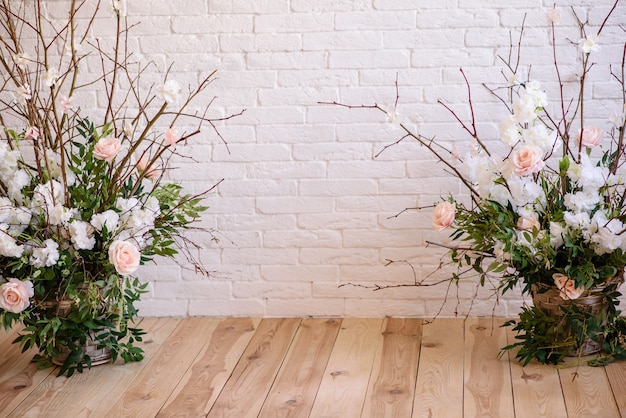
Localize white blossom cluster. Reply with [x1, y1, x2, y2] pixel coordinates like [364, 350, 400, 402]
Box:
[0, 145, 159, 269]
[461, 80, 626, 258]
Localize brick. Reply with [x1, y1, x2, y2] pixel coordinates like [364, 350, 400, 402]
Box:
[302, 31, 383, 51]
[261, 265, 340, 282]
[334, 11, 417, 30]
[254, 13, 334, 33]
[207, 0, 288, 13]
[263, 230, 342, 248]
[328, 50, 410, 69]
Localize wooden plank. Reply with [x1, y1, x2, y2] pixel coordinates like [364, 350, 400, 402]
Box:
[309, 318, 384, 418]
[206, 318, 302, 418]
[157, 317, 261, 417]
[0, 326, 56, 416]
[606, 361, 626, 417]
[258, 318, 342, 418]
[6, 317, 178, 418]
[558, 364, 621, 417]
[464, 317, 515, 418]
[505, 325, 568, 417]
[102, 317, 223, 418]
[413, 318, 464, 418]
[362, 318, 422, 418]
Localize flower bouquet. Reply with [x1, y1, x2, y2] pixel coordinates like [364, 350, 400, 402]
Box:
[0, 0, 237, 376]
[327, 2, 626, 366]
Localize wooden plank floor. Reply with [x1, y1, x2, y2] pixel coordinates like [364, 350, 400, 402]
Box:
[0, 317, 624, 417]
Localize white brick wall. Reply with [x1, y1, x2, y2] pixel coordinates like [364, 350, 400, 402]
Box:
[70, 0, 626, 317]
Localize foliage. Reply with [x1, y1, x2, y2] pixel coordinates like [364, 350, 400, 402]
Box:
[0, 0, 238, 376]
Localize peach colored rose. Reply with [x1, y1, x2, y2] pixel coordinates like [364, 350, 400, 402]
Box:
[517, 214, 541, 231]
[108, 240, 140, 275]
[510, 144, 544, 176]
[136, 156, 161, 180]
[432, 201, 456, 231]
[0, 278, 34, 313]
[164, 127, 179, 148]
[547, 8, 561, 24]
[553, 273, 585, 300]
[576, 126, 603, 147]
[93, 135, 122, 161]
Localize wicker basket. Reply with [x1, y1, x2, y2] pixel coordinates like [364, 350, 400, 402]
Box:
[36, 299, 112, 367]
[52, 332, 112, 366]
[531, 274, 624, 357]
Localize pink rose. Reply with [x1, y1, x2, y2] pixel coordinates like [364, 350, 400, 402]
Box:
[0, 278, 34, 313]
[59, 95, 73, 113]
[576, 126, 602, 147]
[136, 156, 161, 180]
[546, 8, 561, 24]
[553, 273, 585, 300]
[432, 201, 456, 232]
[164, 128, 179, 148]
[25, 126, 39, 140]
[93, 136, 122, 161]
[510, 144, 544, 176]
[108, 240, 141, 276]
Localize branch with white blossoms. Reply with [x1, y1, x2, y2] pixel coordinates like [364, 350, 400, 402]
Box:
[324, 1, 626, 366]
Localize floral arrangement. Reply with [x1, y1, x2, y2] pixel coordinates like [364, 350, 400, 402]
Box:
[0, 0, 238, 376]
[327, 1, 626, 366]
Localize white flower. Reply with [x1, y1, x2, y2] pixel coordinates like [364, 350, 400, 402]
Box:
[522, 124, 556, 151]
[91, 210, 120, 233]
[549, 221, 567, 248]
[507, 177, 545, 208]
[563, 211, 591, 230]
[42, 68, 59, 87]
[116, 197, 141, 216]
[13, 52, 30, 69]
[111, 0, 127, 17]
[563, 191, 600, 213]
[123, 122, 135, 139]
[68, 220, 96, 250]
[31, 180, 65, 216]
[493, 240, 511, 262]
[512, 94, 537, 124]
[568, 154, 608, 191]
[609, 107, 626, 127]
[386, 110, 401, 129]
[16, 83, 32, 102]
[30, 239, 60, 268]
[48, 204, 74, 226]
[499, 115, 520, 146]
[0, 225, 24, 258]
[578, 34, 600, 54]
[525, 81, 548, 108]
[590, 213, 624, 255]
[157, 80, 181, 105]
